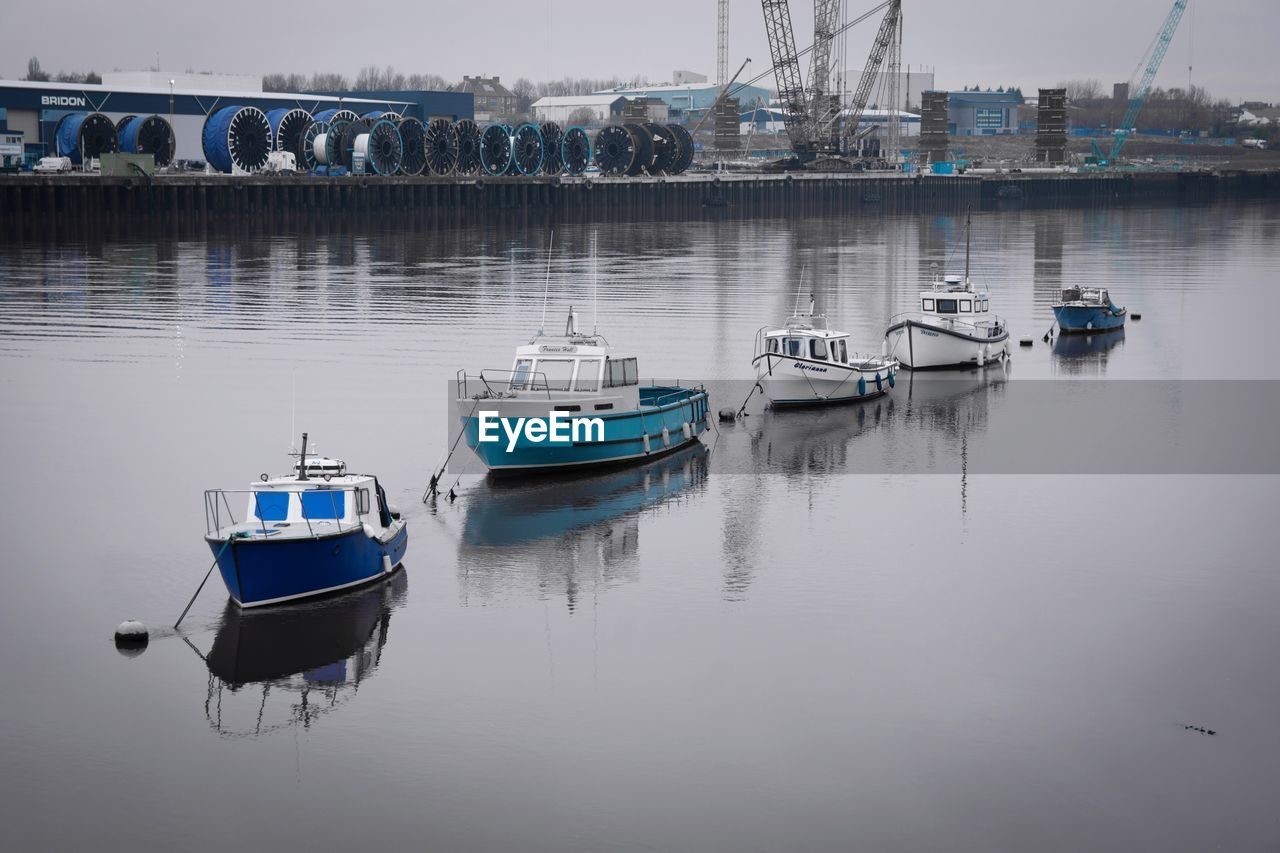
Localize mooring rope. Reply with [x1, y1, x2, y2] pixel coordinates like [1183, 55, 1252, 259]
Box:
[425, 397, 482, 501]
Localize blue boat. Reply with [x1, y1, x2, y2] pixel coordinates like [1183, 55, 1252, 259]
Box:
[1052, 285, 1127, 334]
[203, 434, 408, 608]
[456, 308, 711, 475]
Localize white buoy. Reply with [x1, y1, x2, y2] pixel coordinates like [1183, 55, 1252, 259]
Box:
[1019, 336, 1034, 347]
[114, 620, 148, 646]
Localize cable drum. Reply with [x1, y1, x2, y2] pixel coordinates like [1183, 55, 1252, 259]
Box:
[202, 106, 271, 173]
[114, 115, 137, 134]
[397, 117, 427, 175]
[667, 123, 694, 174]
[424, 118, 460, 175]
[300, 120, 328, 170]
[362, 110, 402, 123]
[593, 125, 635, 175]
[312, 108, 360, 126]
[322, 118, 351, 168]
[540, 122, 563, 175]
[118, 115, 175, 166]
[55, 112, 119, 164]
[453, 120, 482, 175]
[562, 126, 591, 175]
[358, 119, 403, 175]
[645, 122, 676, 174]
[480, 124, 513, 176]
[512, 123, 544, 175]
[621, 123, 654, 175]
[338, 120, 369, 171]
[265, 108, 312, 155]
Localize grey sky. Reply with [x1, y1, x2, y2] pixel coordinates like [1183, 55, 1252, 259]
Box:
[1, 0, 1274, 101]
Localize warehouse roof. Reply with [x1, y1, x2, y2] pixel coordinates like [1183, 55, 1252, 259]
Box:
[531, 95, 627, 108]
[0, 78, 408, 106]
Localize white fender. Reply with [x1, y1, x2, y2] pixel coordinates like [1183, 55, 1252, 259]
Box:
[661, 426, 670, 447]
[382, 554, 393, 574]
[682, 422, 691, 440]
[643, 434, 651, 454]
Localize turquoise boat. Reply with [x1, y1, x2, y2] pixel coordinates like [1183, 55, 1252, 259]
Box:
[1052, 285, 1127, 334]
[456, 309, 711, 475]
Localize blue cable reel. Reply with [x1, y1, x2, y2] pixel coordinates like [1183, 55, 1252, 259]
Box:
[512, 123, 544, 175]
[480, 124, 513, 176]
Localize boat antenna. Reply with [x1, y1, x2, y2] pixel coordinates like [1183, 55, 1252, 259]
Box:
[592, 236, 599, 336]
[964, 206, 972, 286]
[539, 230, 555, 337]
[298, 432, 309, 481]
[794, 264, 807, 315]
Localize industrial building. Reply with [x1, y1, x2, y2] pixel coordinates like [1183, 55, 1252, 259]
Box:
[0, 75, 470, 163]
[945, 90, 1024, 136]
[836, 68, 934, 111]
[531, 95, 627, 126]
[595, 81, 774, 121]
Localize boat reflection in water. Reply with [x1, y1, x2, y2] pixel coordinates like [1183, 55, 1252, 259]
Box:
[457, 444, 709, 609]
[1053, 327, 1125, 375]
[745, 398, 891, 477]
[203, 569, 407, 737]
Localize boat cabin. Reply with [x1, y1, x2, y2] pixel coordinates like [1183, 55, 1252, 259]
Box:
[919, 274, 992, 317]
[238, 472, 394, 533]
[1058, 285, 1112, 306]
[762, 314, 853, 365]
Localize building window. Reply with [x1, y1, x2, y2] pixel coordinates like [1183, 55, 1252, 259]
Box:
[975, 107, 1005, 130]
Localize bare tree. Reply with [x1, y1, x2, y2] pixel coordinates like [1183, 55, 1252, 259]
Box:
[24, 57, 49, 82]
[1058, 79, 1103, 102]
[567, 107, 599, 127]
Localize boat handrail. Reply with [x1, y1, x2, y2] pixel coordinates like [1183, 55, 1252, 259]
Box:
[644, 384, 707, 409]
[457, 368, 554, 399]
[204, 487, 361, 539]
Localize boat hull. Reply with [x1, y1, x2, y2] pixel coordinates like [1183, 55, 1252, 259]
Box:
[1053, 304, 1126, 333]
[756, 354, 896, 407]
[462, 387, 710, 474]
[884, 320, 1010, 370]
[206, 523, 408, 608]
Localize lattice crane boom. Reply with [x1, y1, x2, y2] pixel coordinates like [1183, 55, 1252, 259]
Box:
[837, 0, 901, 148]
[1110, 0, 1187, 162]
[760, 0, 814, 154]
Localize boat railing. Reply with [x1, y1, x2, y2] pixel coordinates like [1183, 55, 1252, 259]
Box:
[204, 488, 355, 540]
[644, 384, 708, 410]
[889, 311, 1006, 339]
[456, 368, 554, 400]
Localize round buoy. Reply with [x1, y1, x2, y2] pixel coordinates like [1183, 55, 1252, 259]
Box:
[718, 408, 736, 422]
[1131, 312, 1142, 321]
[114, 620, 148, 648]
[1019, 337, 1034, 347]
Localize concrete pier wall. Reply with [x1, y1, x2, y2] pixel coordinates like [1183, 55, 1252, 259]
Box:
[1, 171, 1276, 238]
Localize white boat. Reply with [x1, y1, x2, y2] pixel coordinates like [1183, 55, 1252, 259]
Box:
[883, 213, 1010, 370]
[753, 298, 898, 407]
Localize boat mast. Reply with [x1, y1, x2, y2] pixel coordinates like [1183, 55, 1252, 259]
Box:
[298, 432, 309, 481]
[964, 206, 972, 286]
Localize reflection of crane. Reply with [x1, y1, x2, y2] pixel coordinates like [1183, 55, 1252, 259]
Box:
[1096, 0, 1187, 165]
[758, 0, 901, 167]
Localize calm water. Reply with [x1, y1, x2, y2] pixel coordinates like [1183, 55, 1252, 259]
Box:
[2, 202, 1278, 851]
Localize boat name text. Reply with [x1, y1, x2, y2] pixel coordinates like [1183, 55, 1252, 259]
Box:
[539, 345, 578, 353]
[793, 362, 828, 373]
[477, 411, 605, 452]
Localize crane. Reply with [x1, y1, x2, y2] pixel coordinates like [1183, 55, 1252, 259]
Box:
[757, 0, 900, 167]
[718, 0, 730, 89]
[1101, 0, 1188, 164]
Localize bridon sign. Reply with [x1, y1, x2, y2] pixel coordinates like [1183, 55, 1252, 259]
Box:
[41, 95, 87, 107]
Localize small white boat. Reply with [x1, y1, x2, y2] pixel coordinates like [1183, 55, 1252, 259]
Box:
[753, 298, 898, 407]
[883, 213, 1010, 370]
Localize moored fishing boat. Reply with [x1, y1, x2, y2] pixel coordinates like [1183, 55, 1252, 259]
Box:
[203, 434, 408, 608]
[456, 308, 710, 475]
[1052, 285, 1127, 333]
[883, 211, 1011, 370]
[753, 298, 897, 406]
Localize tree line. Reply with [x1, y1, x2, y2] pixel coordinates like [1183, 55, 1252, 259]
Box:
[22, 57, 100, 85]
[1055, 78, 1237, 134]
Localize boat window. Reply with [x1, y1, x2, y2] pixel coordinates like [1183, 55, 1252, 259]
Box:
[575, 359, 601, 392]
[936, 299, 958, 314]
[511, 358, 534, 390]
[766, 337, 779, 354]
[922, 298, 935, 311]
[837, 340, 848, 361]
[535, 359, 575, 391]
[784, 338, 802, 357]
[810, 338, 828, 359]
[300, 490, 345, 520]
[604, 358, 638, 388]
[252, 492, 289, 522]
[356, 488, 370, 515]
[960, 300, 972, 312]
